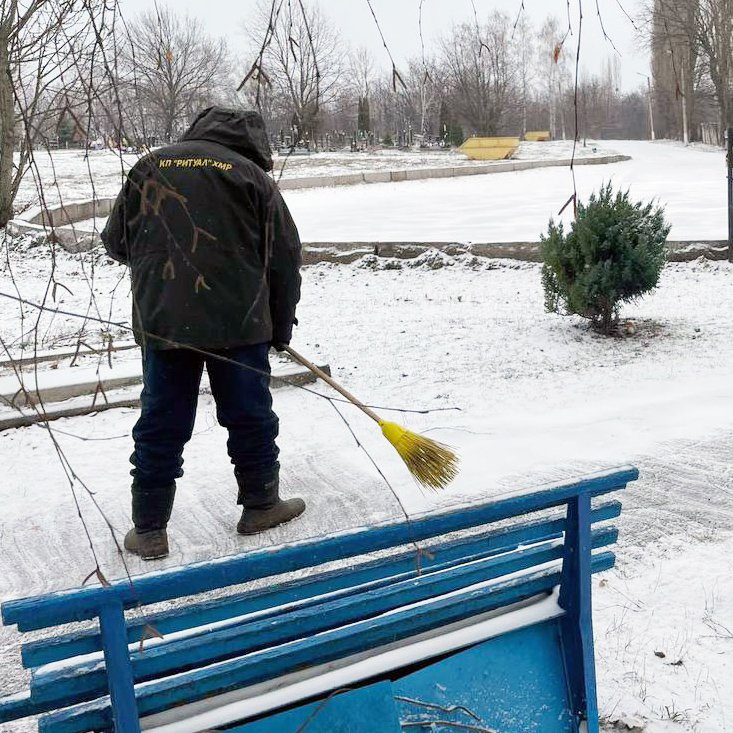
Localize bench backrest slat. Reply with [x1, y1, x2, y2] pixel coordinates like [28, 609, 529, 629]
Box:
[21, 499, 623, 669]
[32, 527, 619, 712]
[3, 467, 636, 631]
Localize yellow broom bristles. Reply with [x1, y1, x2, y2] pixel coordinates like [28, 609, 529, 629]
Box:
[379, 420, 459, 491]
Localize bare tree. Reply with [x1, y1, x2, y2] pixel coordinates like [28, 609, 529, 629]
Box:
[0, 4, 20, 224]
[349, 46, 375, 100]
[514, 14, 534, 137]
[648, 0, 699, 141]
[0, 0, 104, 226]
[383, 57, 442, 145]
[369, 73, 399, 144]
[537, 16, 571, 140]
[646, 0, 733, 142]
[440, 13, 516, 136]
[246, 0, 344, 147]
[697, 0, 733, 131]
[350, 47, 376, 138]
[125, 6, 229, 143]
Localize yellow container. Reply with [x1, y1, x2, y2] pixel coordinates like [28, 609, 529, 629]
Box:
[525, 131, 551, 142]
[459, 136, 520, 160]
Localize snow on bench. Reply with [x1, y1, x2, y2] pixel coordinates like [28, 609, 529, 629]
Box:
[0, 466, 637, 733]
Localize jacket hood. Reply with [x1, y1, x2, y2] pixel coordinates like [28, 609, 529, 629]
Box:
[181, 107, 273, 172]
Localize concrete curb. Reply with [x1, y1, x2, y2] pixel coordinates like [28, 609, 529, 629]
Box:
[0, 362, 329, 409]
[301, 240, 731, 265]
[0, 396, 141, 431]
[0, 362, 330, 431]
[277, 154, 631, 191]
[0, 342, 302, 371]
[0, 341, 138, 370]
[7, 197, 115, 253]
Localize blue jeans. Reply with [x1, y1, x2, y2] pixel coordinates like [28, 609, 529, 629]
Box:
[131, 344, 279, 490]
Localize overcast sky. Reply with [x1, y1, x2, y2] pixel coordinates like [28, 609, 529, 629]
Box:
[118, 0, 649, 90]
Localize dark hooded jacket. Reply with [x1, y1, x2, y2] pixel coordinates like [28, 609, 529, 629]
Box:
[101, 107, 301, 350]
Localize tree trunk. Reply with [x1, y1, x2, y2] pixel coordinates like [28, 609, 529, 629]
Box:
[558, 81, 567, 140]
[0, 36, 15, 228]
[164, 116, 174, 144]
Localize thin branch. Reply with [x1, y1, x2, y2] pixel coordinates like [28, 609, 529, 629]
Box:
[364, 0, 406, 91]
[595, 0, 620, 55]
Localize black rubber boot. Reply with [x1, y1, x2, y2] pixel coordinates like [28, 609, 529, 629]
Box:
[124, 482, 176, 560]
[124, 528, 169, 560]
[235, 466, 305, 536]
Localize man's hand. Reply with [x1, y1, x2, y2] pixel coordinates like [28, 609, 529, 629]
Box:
[271, 341, 288, 352]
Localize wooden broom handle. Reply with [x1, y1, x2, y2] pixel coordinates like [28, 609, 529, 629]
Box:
[282, 345, 382, 424]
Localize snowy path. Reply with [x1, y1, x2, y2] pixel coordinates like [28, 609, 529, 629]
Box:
[284, 141, 730, 242]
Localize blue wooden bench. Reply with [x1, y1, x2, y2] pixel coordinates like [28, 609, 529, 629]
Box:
[0, 466, 637, 733]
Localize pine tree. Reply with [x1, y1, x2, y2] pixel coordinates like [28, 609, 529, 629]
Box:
[541, 184, 670, 334]
[438, 99, 450, 145]
[357, 97, 371, 135]
[448, 124, 464, 147]
[57, 115, 76, 145]
[438, 99, 464, 147]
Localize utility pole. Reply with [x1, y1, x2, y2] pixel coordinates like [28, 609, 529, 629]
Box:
[646, 76, 655, 141]
[638, 73, 656, 141]
[727, 126, 733, 262]
[680, 64, 689, 145]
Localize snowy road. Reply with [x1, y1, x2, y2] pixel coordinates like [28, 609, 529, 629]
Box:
[283, 140, 730, 242]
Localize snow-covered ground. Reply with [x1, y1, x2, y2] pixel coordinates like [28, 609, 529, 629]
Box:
[598, 539, 733, 731]
[10, 145, 486, 209]
[2, 140, 733, 731]
[16, 141, 729, 246]
[1, 233, 733, 730]
[13, 139, 615, 211]
[284, 140, 730, 242]
[271, 139, 615, 176]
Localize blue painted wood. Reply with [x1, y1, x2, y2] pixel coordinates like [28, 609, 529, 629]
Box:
[22, 502, 622, 668]
[33, 531, 616, 708]
[225, 681, 402, 733]
[3, 471, 631, 732]
[0, 691, 38, 724]
[394, 620, 575, 733]
[559, 494, 600, 733]
[98, 601, 140, 733]
[4, 467, 636, 631]
[40, 556, 616, 733]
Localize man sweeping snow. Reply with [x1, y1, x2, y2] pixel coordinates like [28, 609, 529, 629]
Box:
[102, 107, 305, 560]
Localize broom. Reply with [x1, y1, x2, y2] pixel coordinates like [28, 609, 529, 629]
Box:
[283, 345, 459, 491]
